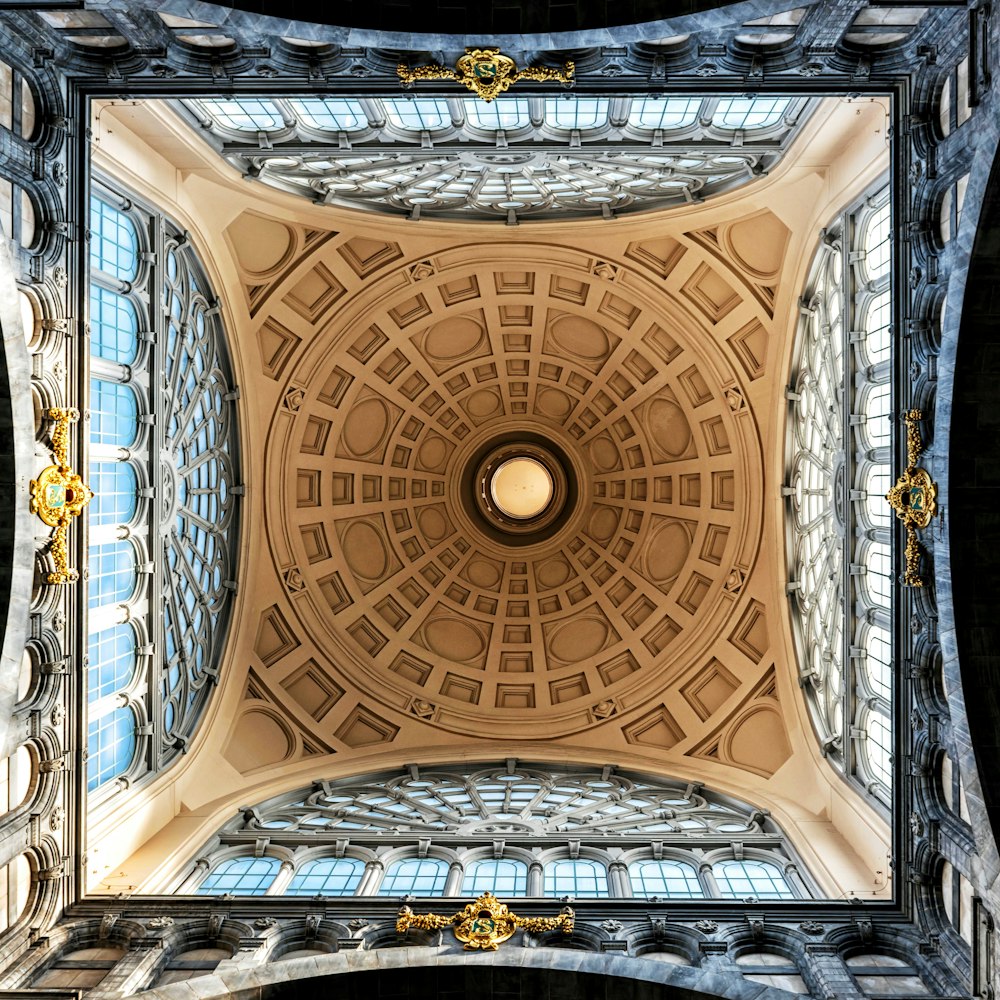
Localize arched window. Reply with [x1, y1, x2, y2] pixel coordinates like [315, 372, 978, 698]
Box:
[155, 948, 230, 985]
[176, 765, 812, 899]
[378, 859, 448, 896]
[462, 859, 528, 896]
[787, 187, 893, 806]
[177, 97, 812, 220]
[628, 96, 700, 129]
[382, 98, 449, 131]
[736, 953, 808, 994]
[90, 285, 138, 363]
[846, 955, 930, 995]
[88, 462, 138, 526]
[90, 198, 137, 277]
[199, 98, 283, 131]
[544, 97, 608, 129]
[291, 98, 367, 132]
[285, 858, 364, 896]
[85, 180, 240, 806]
[34, 948, 124, 988]
[87, 540, 136, 609]
[628, 860, 704, 898]
[544, 859, 609, 898]
[197, 856, 280, 895]
[714, 859, 794, 899]
[86, 707, 136, 790]
[0, 746, 31, 815]
[88, 379, 137, 446]
[466, 98, 530, 131]
[712, 96, 790, 129]
[87, 624, 136, 701]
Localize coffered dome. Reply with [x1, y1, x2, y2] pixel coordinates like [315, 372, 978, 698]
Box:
[269, 242, 762, 739]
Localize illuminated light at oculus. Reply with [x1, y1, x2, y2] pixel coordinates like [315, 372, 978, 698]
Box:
[489, 457, 554, 519]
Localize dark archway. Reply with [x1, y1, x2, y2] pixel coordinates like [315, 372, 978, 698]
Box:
[198, 0, 737, 34]
[950, 141, 1000, 845]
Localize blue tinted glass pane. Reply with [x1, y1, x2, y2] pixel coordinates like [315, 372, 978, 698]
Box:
[383, 98, 450, 130]
[89, 461, 138, 526]
[466, 98, 530, 130]
[286, 859, 364, 896]
[198, 857, 281, 895]
[543, 860, 609, 898]
[90, 285, 139, 364]
[86, 707, 135, 790]
[462, 859, 528, 896]
[544, 98, 608, 129]
[378, 859, 448, 896]
[202, 98, 283, 131]
[90, 378, 138, 447]
[87, 540, 136, 609]
[628, 860, 704, 898]
[90, 198, 138, 280]
[713, 97, 790, 129]
[714, 860, 793, 899]
[292, 98, 367, 131]
[88, 624, 136, 702]
[628, 97, 700, 129]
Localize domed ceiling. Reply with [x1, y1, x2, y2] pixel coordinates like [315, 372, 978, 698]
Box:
[88, 94, 892, 895]
[267, 237, 763, 740]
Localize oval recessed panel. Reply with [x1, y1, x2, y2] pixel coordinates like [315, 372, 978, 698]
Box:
[341, 520, 390, 580]
[548, 314, 610, 360]
[423, 315, 484, 360]
[424, 618, 486, 661]
[342, 397, 390, 456]
[547, 616, 610, 664]
[646, 397, 693, 458]
[645, 519, 692, 584]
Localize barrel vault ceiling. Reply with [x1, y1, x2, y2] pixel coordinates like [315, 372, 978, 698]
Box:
[87, 94, 892, 898]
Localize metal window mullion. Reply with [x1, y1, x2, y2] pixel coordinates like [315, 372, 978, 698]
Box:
[147, 210, 164, 773]
[839, 211, 856, 782]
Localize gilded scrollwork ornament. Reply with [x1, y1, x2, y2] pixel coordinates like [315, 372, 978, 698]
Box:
[397, 891, 573, 950]
[885, 409, 938, 587]
[29, 408, 93, 584]
[397, 48, 575, 102]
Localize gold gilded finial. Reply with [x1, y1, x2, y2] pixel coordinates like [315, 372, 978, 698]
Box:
[885, 409, 937, 587]
[29, 407, 93, 584]
[397, 891, 574, 950]
[397, 48, 575, 102]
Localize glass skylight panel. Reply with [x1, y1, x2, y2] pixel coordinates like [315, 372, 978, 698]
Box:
[87, 625, 136, 702]
[286, 859, 364, 896]
[291, 97, 367, 131]
[713, 96, 790, 129]
[382, 97, 449, 130]
[628, 96, 700, 129]
[197, 857, 280, 895]
[714, 860, 793, 899]
[466, 97, 530, 130]
[90, 199, 137, 280]
[201, 98, 282, 131]
[629, 860, 704, 898]
[87, 708, 136, 791]
[89, 378, 137, 446]
[88, 461, 137, 526]
[544, 97, 609, 129]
